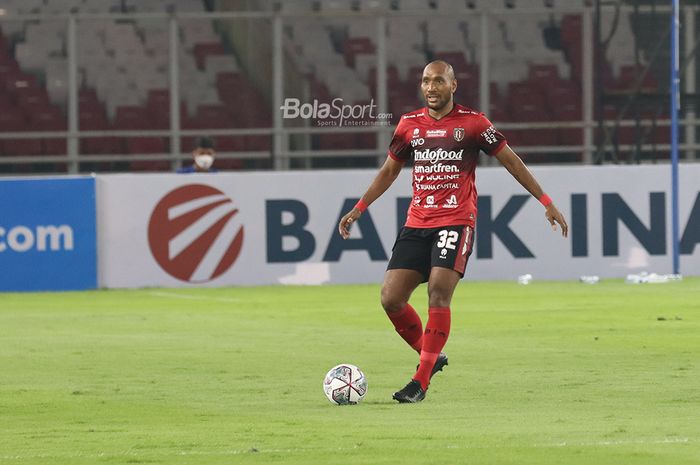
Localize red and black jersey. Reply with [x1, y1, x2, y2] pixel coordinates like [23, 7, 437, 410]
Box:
[388, 104, 507, 229]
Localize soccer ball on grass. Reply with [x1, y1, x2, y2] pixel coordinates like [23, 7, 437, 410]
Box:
[323, 364, 367, 405]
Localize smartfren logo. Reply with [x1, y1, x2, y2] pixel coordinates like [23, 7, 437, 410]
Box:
[148, 184, 244, 283]
[0, 225, 73, 252]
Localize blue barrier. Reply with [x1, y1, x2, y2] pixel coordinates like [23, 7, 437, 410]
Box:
[0, 177, 97, 291]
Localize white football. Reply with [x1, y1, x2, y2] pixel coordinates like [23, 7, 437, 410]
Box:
[323, 364, 368, 405]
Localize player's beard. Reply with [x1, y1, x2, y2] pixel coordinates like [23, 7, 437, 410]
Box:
[424, 92, 451, 111]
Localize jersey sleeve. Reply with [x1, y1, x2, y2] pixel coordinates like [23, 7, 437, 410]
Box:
[475, 113, 507, 156]
[387, 118, 412, 162]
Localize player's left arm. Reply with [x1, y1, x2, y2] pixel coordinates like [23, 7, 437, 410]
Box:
[493, 144, 568, 237]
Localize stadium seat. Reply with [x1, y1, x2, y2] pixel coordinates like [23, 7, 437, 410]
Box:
[184, 105, 234, 130]
[215, 136, 247, 152]
[127, 137, 166, 154]
[193, 43, 226, 70]
[114, 106, 153, 130]
[30, 107, 68, 155]
[343, 37, 375, 68]
[79, 110, 124, 155]
[614, 65, 659, 92]
[356, 133, 377, 150]
[453, 63, 479, 107]
[128, 137, 170, 171]
[146, 89, 171, 129]
[433, 52, 470, 72]
[0, 112, 28, 132]
[245, 136, 271, 152]
[2, 138, 43, 156]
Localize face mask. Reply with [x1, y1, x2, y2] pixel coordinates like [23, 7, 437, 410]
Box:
[195, 154, 214, 170]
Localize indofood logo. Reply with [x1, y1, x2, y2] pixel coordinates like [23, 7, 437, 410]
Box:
[414, 148, 464, 164]
[148, 184, 244, 283]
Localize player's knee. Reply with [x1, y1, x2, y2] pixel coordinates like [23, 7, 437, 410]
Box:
[428, 287, 452, 308]
[380, 287, 405, 313]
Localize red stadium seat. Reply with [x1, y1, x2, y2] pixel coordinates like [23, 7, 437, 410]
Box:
[146, 89, 169, 129]
[545, 80, 580, 113]
[0, 111, 27, 132]
[80, 112, 123, 155]
[112, 106, 154, 159]
[433, 52, 469, 71]
[615, 65, 659, 92]
[356, 133, 377, 149]
[343, 37, 375, 67]
[316, 133, 355, 150]
[129, 159, 171, 171]
[528, 64, 559, 82]
[407, 66, 424, 83]
[215, 136, 246, 152]
[215, 158, 244, 170]
[245, 136, 271, 151]
[184, 105, 234, 129]
[0, 111, 38, 157]
[561, 15, 582, 49]
[4, 73, 39, 95]
[15, 89, 52, 115]
[114, 105, 153, 129]
[193, 42, 226, 70]
[127, 137, 166, 154]
[2, 137, 43, 156]
[368, 66, 400, 90]
[453, 64, 479, 106]
[128, 137, 169, 171]
[0, 60, 21, 82]
[603, 105, 635, 146]
[555, 108, 584, 146]
[508, 91, 547, 122]
[30, 107, 68, 155]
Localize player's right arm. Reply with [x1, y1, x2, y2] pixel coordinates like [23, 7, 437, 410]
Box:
[339, 117, 412, 239]
[338, 156, 403, 239]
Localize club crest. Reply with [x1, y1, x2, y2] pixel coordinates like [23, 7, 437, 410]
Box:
[453, 127, 465, 142]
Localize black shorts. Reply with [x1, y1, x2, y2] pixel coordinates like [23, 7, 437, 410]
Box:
[387, 225, 475, 282]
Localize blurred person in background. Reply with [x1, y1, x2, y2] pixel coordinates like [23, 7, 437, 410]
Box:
[177, 136, 217, 173]
[338, 60, 568, 403]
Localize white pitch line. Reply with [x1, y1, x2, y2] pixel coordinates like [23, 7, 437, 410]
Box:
[541, 437, 690, 448]
[147, 291, 241, 303]
[0, 446, 355, 461]
[0, 439, 691, 461]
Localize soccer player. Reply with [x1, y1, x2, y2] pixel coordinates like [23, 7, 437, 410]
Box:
[177, 136, 218, 173]
[337, 60, 568, 403]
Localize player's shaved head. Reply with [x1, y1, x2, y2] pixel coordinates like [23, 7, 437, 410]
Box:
[424, 60, 456, 82]
[421, 60, 457, 115]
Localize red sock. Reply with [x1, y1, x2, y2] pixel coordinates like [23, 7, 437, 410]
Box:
[387, 303, 423, 353]
[413, 307, 451, 390]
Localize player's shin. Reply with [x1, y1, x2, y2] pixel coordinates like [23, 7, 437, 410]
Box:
[387, 303, 423, 353]
[413, 307, 450, 390]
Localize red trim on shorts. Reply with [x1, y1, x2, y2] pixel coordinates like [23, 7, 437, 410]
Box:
[453, 226, 474, 275]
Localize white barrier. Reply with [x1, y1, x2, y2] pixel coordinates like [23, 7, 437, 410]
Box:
[96, 165, 700, 288]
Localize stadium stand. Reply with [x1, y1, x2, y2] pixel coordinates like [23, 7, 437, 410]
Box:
[0, 0, 672, 171]
[0, 0, 263, 169]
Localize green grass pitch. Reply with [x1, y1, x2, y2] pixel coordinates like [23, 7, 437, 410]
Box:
[1, 279, 699, 465]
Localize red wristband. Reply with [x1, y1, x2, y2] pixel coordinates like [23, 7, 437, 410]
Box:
[354, 199, 368, 212]
[539, 194, 553, 207]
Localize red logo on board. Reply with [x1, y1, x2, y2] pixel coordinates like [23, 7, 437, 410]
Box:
[148, 184, 244, 282]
